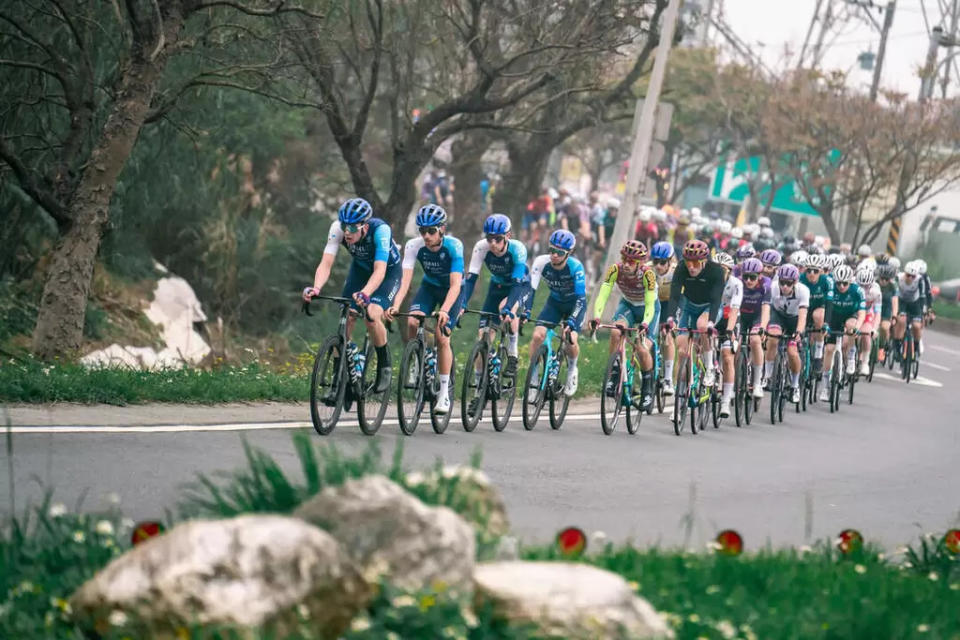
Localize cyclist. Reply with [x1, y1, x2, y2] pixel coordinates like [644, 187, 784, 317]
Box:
[800, 253, 834, 375]
[735, 244, 757, 266]
[668, 239, 725, 388]
[387, 205, 464, 414]
[763, 263, 809, 404]
[759, 248, 782, 279]
[651, 241, 678, 395]
[591, 240, 659, 408]
[855, 244, 875, 272]
[856, 266, 882, 375]
[670, 211, 695, 259]
[892, 261, 926, 363]
[461, 213, 528, 379]
[876, 263, 899, 363]
[916, 259, 935, 328]
[714, 252, 743, 418]
[736, 257, 771, 401]
[524, 229, 587, 396]
[304, 197, 401, 393]
[819, 265, 865, 398]
[636, 207, 660, 247]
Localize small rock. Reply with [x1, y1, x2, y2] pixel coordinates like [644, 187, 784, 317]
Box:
[295, 475, 475, 593]
[70, 515, 369, 638]
[473, 561, 673, 639]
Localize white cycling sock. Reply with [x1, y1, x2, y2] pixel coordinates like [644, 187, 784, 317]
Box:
[722, 382, 734, 401]
[814, 341, 824, 358]
[752, 365, 764, 386]
[704, 349, 715, 370]
[665, 359, 675, 381]
[790, 371, 800, 386]
[508, 332, 519, 357]
[567, 355, 578, 369]
[764, 361, 774, 378]
[439, 374, 450, 397]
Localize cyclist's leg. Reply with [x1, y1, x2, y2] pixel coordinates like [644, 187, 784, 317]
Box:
[842, 317, 858, 372]
[696, 308, 716, 383]
[610, 301, 635, 357]
[531, 299, 563, 362]
[811, 306, 826, 363]
[340, 263, 368, 339]
[367, 263, 403, 390]
[893, 312, 907, 340]
[720, 318, 737, 409]
[859, 312, 876, 372]
[406, 286, 435, 340]
[764, 311, 785, 388]
[785, 319, 801, 388]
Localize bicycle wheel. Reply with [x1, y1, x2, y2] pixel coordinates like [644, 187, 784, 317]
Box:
[461, 340, 489, 432]
[625, 375, 642, 434]
[356, 343, 390, 436]
[600, 352, 624, 435]
[744, 366, 754, 425]
[711, 382, 722, 429]
[734, 349, 746, 427]
[430, 366, 455, 434]
[867, 340, 878, 383]
[549, 354, 570, 430]
[829, 351, 842, 413]
[655, 361, 665, 414]
[309, 335, 346, 436]
[769, 357, 780, 424]
[397, 339, 425, 435]
[777, 371, 787, 423]
[673, 355, 690, 435]
[522, 345, 548, 430]
[847, 366, 856, 405]
[491, 345, 516, 432]
[901, 337, 911, 383]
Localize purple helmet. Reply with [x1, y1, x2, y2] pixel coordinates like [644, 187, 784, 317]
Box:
[736, 244, 756, 260]
[760, 249, 782, 266]
[741, 257, 764, 274]
[777, 264, 800, 282]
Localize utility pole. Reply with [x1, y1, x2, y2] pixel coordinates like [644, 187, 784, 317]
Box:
[869, 1, 896, 102]
[592, 0, 682, 318]
[919, 26, 944, 101]
[940, 0, 960, 98]
[811, 0, 836, 68]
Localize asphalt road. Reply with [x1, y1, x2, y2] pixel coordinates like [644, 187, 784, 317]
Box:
[4, 330, 960, 552]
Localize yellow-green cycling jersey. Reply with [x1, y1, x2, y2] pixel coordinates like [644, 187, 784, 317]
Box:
[594, 262, 658, 325]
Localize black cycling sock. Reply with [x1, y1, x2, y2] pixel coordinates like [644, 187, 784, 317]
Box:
[376, 344, 390, 368]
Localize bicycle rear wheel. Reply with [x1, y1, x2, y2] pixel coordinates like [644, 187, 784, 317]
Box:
[769, 357, 781, 424]
[461, 340, 489, 432]
[829, 351, 842, 413]
[600, 352, 624, 435]
[397, 339, 425, 435]
[734, 349, 746, 427]
[522, 345, 548, 430]
[549, 354, 570, 430]
[357, 343, 390, 435]
[491, 345, 516, 432]
[310, 335, 346, 436]
[430, 366, 455, 434]
[673, 355, 690, 435]
[625, 379, 642, 434]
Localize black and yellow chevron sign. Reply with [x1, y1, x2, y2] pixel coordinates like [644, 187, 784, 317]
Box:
[886, 218, 902, 256]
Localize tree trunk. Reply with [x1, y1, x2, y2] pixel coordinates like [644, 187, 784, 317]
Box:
[494, 140, 552, 221]
[450, 132, 493, 248]
[819, 203, 842, 245]
[31, 47, 177, 359]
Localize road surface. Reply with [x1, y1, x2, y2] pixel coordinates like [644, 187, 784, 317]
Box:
[3, 330, 959, 552]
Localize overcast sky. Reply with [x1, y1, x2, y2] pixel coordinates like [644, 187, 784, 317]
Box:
[722, 0, 956, 98]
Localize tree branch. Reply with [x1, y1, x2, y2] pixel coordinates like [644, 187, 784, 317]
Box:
[192, 0, 326, 19]
[0, 137, 69, 227]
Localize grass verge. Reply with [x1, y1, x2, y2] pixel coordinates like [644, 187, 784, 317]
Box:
[3, 435, 960, 639]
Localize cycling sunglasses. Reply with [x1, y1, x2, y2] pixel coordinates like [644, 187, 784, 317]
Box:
[419, 226, 441, 236]
[549, 247, 569, 256]
[486, 234, 506, 243]
[743, 273, 759, 281]
[779, 279, 796, 287]
[806, 268, 820, 275]
[652, 258, 671, 266]
[343, 223, 364, 234]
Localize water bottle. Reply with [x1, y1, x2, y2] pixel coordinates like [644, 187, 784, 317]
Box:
[490, 353, 501, 377]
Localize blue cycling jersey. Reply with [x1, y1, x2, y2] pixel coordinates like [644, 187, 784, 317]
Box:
[523, 254, 587, 326]
[323, 218, 401, 270]
[462, 238, 529, 305]
[402, 235, 464, 288]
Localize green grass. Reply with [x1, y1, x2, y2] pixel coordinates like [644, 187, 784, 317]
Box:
[933, 300, 960, 322]
[3, 434, 960, 639]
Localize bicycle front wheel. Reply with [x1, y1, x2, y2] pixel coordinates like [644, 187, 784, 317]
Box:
[491, 346, 516, 432]
[356, 343, 390, 436]
[673, 355, 690, 436]
[522, 345, 548, 430]
[461, 340, 489, 432]
[549, 354, 570, 430]
[769, 357, 782, 425]
[600, 351, 624, 435]
[430, 366, 455, 434]
[310, 335, 346, 436]
[397, 339, 425, 435]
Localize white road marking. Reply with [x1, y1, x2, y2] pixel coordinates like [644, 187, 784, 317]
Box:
[923, 361, 951, 372]
[871, 371, 943, 388]
[930, 344, 960, 357]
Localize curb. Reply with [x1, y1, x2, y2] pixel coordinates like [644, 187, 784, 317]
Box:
[929, 316, 960, 337]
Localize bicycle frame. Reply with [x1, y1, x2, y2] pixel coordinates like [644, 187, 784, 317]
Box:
[593, 323, 643, 398]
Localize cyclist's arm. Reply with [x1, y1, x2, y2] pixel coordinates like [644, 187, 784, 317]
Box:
[462, 239, 489, 305]
[361, 225, 396, 297]
[509, 240, 528, 280]
[708, 265, 725, 323]
[796, 306, 809, 334]
[393, 237, 423, 310]
[641, 268, 658, 326]
[760, 303, 770, 331]
[854, 289, 866, 331]
[520, 254, 550, 315]
[795, 285, 810, 334]
[314, 222, 344, 291]
[441, 272, 463, 315]
[593, 264, 618, 319]
[668, 261, 688, 319]
[726, 280, 742, 331]
[891, 294, 899, 317]
[439, 238, 465, 314]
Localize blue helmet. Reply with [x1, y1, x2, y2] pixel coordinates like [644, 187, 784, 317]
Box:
[483, 213, 511, 235]
[548, 229, 576, 251]
[651, 241, 674, 260]
[416, 204, 448, 227]
[338, 198, 372, 224]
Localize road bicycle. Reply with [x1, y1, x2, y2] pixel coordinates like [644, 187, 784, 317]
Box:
[673, 328, 714, 436]
[733, 327, 756, 427]
[593, 323, 645, 435]
[394, 313, 455, 436]
[460, 309, 519, 432]
[303, 295, 391, 436]
[900, 319, 921, 383]
[865, 330, 879, 383]
[521, 320, 572, 431]
[825, 328, 859, 411]
[767, 333, 791, 425]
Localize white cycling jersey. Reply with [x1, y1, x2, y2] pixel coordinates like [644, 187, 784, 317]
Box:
[770, 280, 810, 316]
[897, 273, 924, 303]
[863, 282, 882, 314]
[721, 276, 744, 310]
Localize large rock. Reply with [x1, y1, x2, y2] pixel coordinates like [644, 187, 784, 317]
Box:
[294, 475, 476, 593]
[404, 465, 510, 540]
[473, 561, 673, 639]
[70, 515, 369, 638]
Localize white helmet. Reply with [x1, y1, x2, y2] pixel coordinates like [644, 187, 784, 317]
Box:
[856, 267, 875, 286]
[607, 198, 621, 209]
[791, 249, 809, 266]
[761, 227, 775, 239]
[916, 259, 928, 275]
[757, 216, 771, 227]
[828, 254, 846, 271]
[691, 207, 702, 217]
[859, 256, 877, 272]
[548, 188, 559, 199]
[718, 220, 732, 234]
[888, 256, 901, 270]
[834, 265, 855, 283]
[805, 253, 825, 269]
[714, 252, 735, 269]
[903, 261, 921, 276]
[639, 208, 652, 222]
[857, 244, 872, 257]
[731, 227, 743, 239]
[653, 209, 667, 222]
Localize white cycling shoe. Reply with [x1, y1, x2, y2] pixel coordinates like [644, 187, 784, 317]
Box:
[845, 360, 856, 376]
[434, 393, 451, 415]
[752, 384, 764, 399]
[859, 361, 870, 376]
[819, 385, 831, 402]
[720, 398, 732, 418]
[564, 366, 579, 396]
[702, 368, 716, 387]
[662, 379, 675, 396]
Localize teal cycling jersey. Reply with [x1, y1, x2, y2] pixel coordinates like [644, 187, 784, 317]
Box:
[832, 282, 866, 320]
[401, 235, 464, 288]
[800, 272, 834, 310]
